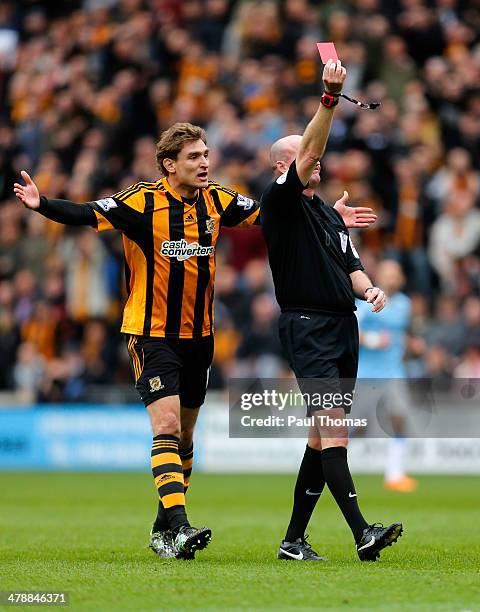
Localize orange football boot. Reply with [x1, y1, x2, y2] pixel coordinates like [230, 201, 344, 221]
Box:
[384, 476, 419, 492]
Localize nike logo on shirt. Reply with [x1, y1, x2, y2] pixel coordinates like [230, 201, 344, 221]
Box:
[306, 489, 322, 496]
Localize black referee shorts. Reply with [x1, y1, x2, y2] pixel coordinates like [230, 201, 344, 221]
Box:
[126, 334, 214, 409]
[278, 311, 358, 415]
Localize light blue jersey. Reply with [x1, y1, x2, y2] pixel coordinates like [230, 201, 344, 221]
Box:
[356, 292, 411, 378]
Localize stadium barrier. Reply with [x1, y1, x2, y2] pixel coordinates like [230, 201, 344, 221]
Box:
[0, 394, 479, 473]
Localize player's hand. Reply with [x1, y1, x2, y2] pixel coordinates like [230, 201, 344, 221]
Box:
[334, 191, 377, 228]
[13, 171, 40, 210]
[365, 286, 386, 313]
[322, 59, 346, 96]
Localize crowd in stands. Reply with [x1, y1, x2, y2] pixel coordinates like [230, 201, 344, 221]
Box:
[0, 0, 479, 402]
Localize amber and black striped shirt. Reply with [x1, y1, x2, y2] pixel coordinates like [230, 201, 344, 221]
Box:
[89, 178, 260, 339]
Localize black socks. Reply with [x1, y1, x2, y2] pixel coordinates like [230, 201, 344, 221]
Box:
[285, 445, 325, 542]
[321, 446, 368, 542]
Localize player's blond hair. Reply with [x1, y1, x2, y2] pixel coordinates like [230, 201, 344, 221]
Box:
[156, 123, 207, 175]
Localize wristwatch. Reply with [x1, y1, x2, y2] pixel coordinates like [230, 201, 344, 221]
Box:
[321, 92, 339, 108]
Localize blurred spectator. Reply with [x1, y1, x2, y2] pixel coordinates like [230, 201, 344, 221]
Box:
[459, 296, 480, 352]
[378, 36, 417, 104]
[21, 300, 57, 361]
[423, 344, 453, 391]
[81, 319, 116, 384]
[39, 346, 86, 404]
[242, 258, 273, 297]
[0, 216, 22, 279]
[454, 344, 480, 379]
[236, 292, 286, 378]
[389, 156, 432, 292]
[215, 264, 251, 330]
[210, 312, 241, 388]
[61, 229, 113, 322]
[13, 269, 37, 324]
[18, 213, 50, 279]
[13, 341, 45, 402]
[429, 190, 480, 290]
[426, 295, 465, 356]
[426, 148, 480, 210]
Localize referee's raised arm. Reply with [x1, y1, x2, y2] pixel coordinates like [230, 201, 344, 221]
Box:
[295, 60, 346, 186]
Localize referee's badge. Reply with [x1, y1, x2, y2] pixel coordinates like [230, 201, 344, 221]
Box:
[339, 232, 348, 253]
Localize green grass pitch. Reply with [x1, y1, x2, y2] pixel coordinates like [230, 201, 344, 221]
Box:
[1, 472, 479, 611]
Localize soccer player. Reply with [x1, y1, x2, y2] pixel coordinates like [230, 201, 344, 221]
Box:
[14, 123, 261, 560]
[260, 60, 403, 562]
[14, 122, 375, 560]
[357, 259, 418, 492]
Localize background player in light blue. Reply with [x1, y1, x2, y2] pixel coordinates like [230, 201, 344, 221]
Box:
[356, 259, 418, 492]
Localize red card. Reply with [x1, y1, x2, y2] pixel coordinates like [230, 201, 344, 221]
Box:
[316, 42, 338, 63]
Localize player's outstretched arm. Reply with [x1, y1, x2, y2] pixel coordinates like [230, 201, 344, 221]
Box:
[14, 170, 96, 226]
[296, 59, 346, 186]
[333, 191, 377, 229]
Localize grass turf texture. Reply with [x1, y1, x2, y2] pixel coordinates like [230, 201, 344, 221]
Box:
[1, 473, 479, 611]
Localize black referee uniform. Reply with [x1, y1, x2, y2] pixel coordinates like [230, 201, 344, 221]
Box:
[260, 161, 364, 412]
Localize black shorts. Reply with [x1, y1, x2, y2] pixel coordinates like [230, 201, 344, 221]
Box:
[126, 334, 214, 408]
[278, 311, 358, 414]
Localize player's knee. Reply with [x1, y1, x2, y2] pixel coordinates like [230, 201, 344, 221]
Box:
[153, 410, 180, 437]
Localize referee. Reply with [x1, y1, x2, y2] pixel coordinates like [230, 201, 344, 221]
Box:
[260, 60, 403, 562]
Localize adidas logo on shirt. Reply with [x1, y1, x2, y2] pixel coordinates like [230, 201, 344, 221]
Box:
[185, 213, 195, 222]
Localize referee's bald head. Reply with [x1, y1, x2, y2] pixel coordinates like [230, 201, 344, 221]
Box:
[270, 135, 302, 169]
